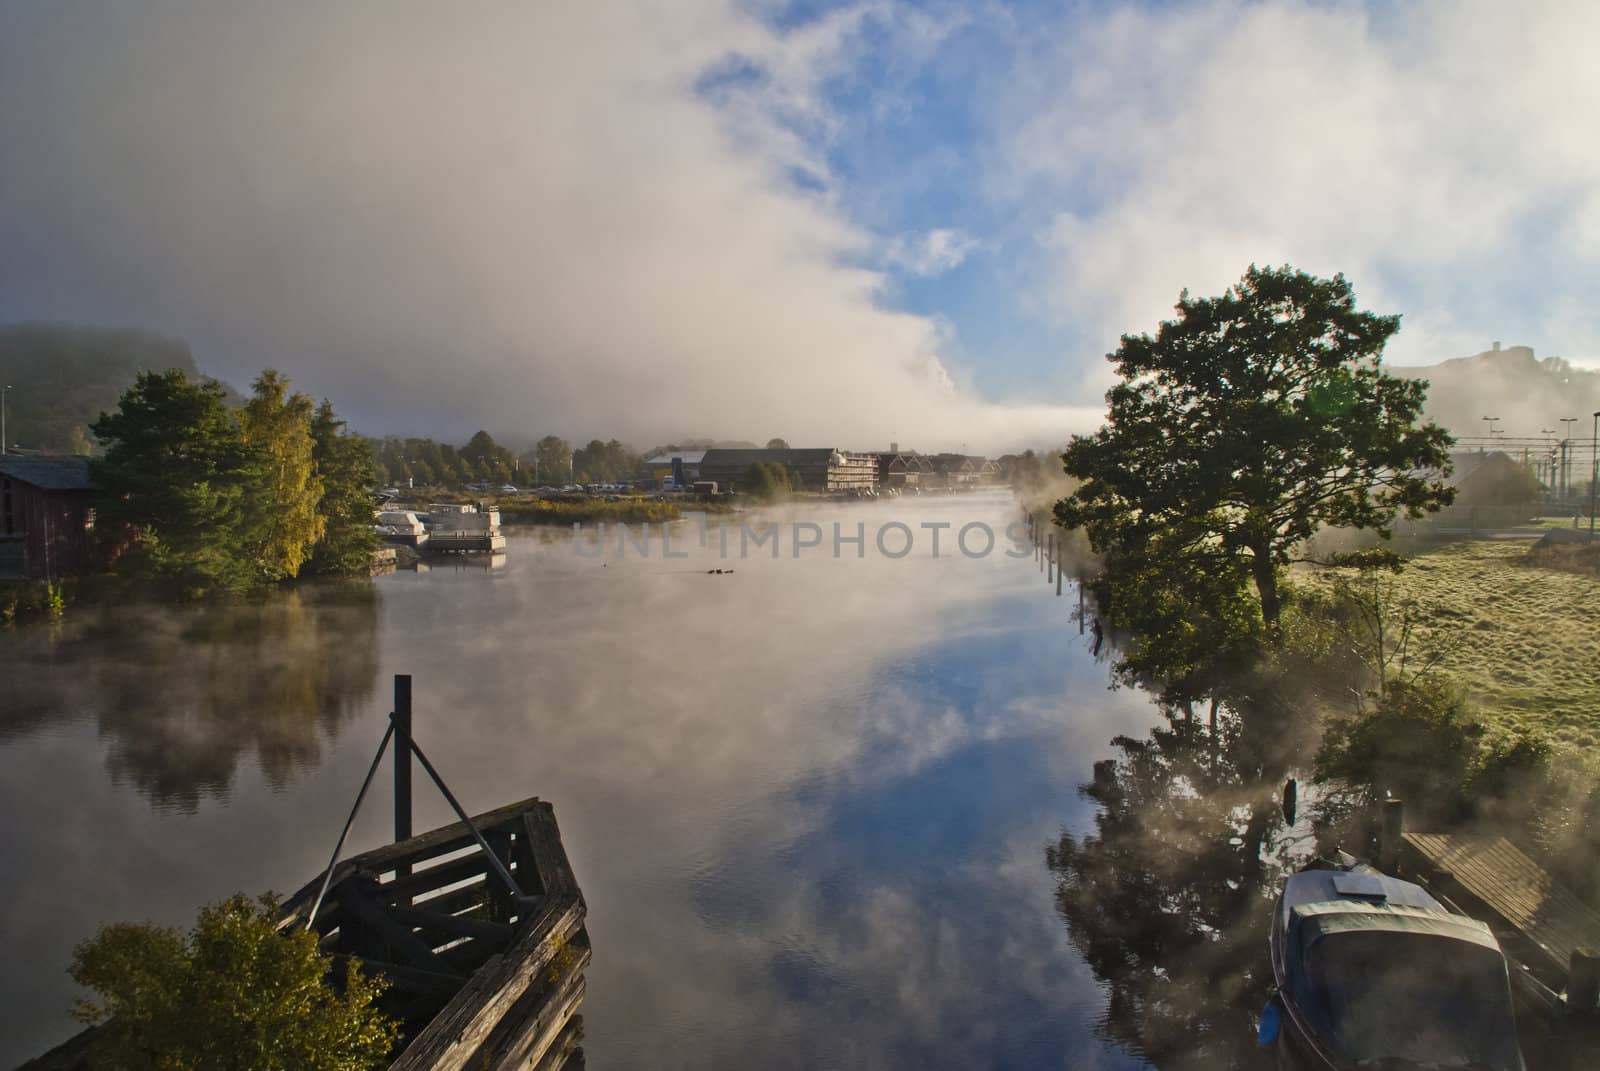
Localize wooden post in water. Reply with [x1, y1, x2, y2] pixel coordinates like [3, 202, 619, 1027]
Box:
[1569, 949, 1600, 1015]
[1078, 579, 1084, 632]
[1047, 534, 1054, 584]
[394, 674, 413, 845]
[1380, 798, 1405, 872]
[1056, 557, 1063, 597]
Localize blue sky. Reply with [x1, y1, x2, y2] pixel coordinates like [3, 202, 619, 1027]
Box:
[1, 1, 1597, 446]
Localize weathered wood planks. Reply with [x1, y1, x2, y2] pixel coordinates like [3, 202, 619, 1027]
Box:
[1405, 830, 1600, 978]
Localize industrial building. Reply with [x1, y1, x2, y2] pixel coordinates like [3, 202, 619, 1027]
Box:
[698, 448, 879, 492]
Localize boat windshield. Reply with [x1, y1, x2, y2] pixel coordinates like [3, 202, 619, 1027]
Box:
[1300, 931, 1524, 1071]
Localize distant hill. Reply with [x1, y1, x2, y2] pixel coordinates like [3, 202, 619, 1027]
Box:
[0, 323, 238, 453]
[1389, 344, 1600, 442]
[642, 438, 759, 456]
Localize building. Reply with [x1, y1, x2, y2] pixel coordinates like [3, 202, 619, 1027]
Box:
[639, 449, 707, 487]
[0, 455, 98, 580]
[698, 448, 879, 492]
[1430, 450, 1542, 529]
[874, 447, 934, 490]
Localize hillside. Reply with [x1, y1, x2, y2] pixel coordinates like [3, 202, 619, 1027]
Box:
[1390, 344, 1600, 441]
[0, 323, 233, 453]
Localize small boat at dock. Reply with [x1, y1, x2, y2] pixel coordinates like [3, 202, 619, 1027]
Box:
[425, 503, 506, 555]
[1262, 851, 1525, 1070]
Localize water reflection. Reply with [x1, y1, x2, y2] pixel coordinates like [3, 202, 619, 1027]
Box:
[0, 585, 379, 810]
[1046, 710, 1312, 1070]
[2, 496, 1187, 1068]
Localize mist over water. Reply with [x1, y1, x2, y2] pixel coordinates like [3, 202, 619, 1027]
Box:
[0, 496, 1243, 1068]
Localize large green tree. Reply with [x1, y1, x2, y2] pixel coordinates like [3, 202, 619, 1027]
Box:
[90, 370, 262, 594]
[530, 434, 572, 484]
[307, 400, 380, 576]
[70, 894, 395, 1071]
[1057, 266, 1454, 631]
[239, 370, 325, 581]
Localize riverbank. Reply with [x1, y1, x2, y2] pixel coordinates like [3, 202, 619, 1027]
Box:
[1297, 536, 1600, 750]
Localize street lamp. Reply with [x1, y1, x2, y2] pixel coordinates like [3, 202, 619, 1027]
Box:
[1481, 415, 1500, 450]
[0, 384, 10, 456]
[1591, 411, 1599, 539]
[1560, 418, 1579, 501]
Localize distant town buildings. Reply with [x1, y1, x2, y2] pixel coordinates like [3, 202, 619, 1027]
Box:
[697, 448, 879, 492]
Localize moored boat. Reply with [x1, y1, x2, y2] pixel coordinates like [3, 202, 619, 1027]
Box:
[1262, 852, 1525, 1070]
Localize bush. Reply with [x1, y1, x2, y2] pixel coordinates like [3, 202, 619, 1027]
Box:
[70, 894, 397, 1071]
[1314, 678, 1553, 830]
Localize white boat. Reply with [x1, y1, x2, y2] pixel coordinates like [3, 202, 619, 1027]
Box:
[426, 504, 506, 554]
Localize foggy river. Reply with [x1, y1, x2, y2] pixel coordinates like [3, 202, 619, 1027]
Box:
[0, 494, 1287, 1069]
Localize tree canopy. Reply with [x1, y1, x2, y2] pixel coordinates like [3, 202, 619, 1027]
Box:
[70, 894, 395, 1071]
[1057, 266, 1455, 631]
[92, 368, 379, 594]
[90, 370, 263, 595]
[239, 370, 325, 581]
[307, 400, 380, 576]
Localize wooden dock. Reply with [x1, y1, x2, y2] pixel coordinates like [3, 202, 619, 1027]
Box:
[1381, 799, 1600, 1015]
[279, 796, 588, 1070]
[1404, 832, 1600, 985]
[17, 676, 588, 1071]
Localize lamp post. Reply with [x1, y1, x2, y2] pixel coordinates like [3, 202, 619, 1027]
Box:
[1481, 415, 1500, 451]
[1, 384, 10, 455]
[1591, 411, 1599, 539]
[1562, 418, 1579, 500]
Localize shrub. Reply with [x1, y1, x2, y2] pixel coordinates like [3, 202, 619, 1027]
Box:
[70, 894, 397, 1071]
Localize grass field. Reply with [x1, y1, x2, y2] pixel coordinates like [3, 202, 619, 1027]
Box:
[1298, 537, 1600, 750]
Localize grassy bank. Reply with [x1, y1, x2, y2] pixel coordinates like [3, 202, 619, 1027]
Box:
[494, 498, 685, 526]
[1298, 538, 1600, 749]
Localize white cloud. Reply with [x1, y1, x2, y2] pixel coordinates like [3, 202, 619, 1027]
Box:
[885, 227, 981, 276]
[1000, 0, 1600, 365]
[0, 2, 1094, 452]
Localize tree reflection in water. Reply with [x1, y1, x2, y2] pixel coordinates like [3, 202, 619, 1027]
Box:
[0, 584, 379, 811]
[1047, 706, 1313, 1071]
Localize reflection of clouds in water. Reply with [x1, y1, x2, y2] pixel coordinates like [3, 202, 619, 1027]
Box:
[0, 495, 1164, 1068]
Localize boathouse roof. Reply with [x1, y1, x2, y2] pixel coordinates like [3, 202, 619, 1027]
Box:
[0, 454, 95, 491]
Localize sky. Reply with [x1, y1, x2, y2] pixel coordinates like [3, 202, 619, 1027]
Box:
[1, 0, 1597, 451]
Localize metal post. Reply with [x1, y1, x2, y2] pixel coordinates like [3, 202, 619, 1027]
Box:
[394, 674, 412, 845]
[1569, 949, 1600, 1015]
[1590, 412, 1599, 538]
[304, 723, 395, 931]
[408, 738, 527, 901]
[1, 384, 9, 455]
[1381, 798, 1405, 872]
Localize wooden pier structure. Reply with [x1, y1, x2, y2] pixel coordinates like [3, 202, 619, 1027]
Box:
[18, 675, 586, 1071]
[1381, 798, 1600, 1021]
[280, 796, 589, 1070]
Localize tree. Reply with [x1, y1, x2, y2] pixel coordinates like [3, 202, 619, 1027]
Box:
[531, 435, 572, 484]
[66, 424, 93, 456]
[307, 400, 380, 576]
[1057, 266, 1455, 632]
[90, 370, 262, 595]
[742, 460, 790, 500]
[239, 370, 325, 581]
[70, 894, 396, 1071]
[765, 438, 790, 450]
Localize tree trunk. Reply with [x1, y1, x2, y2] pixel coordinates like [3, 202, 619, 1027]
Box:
[1250, 543, 1280, 631]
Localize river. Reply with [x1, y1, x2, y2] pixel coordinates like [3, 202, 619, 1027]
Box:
[0, 494, 1293, 1069]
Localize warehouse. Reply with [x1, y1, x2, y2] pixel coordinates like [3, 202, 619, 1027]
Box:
[698, 448, 879, 492]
